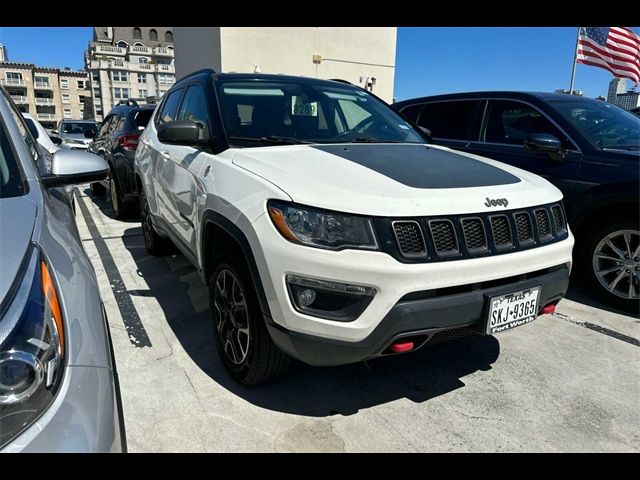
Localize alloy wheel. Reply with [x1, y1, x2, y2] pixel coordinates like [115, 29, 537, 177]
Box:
[110, 175, 119, 213]
[592, 229, 640, 300]
[213, 269, 250, 365]
[140, 192, 153, 248]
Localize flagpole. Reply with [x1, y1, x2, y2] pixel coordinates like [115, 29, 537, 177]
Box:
[569, 27, 581, 95]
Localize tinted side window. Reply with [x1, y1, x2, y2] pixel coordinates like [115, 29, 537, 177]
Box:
[112, 115, 125, 133]
[4, 93, 40, 167]
[177, 85, 209, 126]
[398, 103, 424, 124]
[132, 110, 153, 130]
[418, 100, 483, 141]
[484, 100, 571, 148]
[156, 89, 183, 127]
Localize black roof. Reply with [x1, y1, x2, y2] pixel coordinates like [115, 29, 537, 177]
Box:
[176, 68, 359, 89]
[394, 91, 600, 108]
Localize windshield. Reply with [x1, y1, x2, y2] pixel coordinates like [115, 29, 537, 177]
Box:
[549, 98, 640, 151]
[61, 122, 98, 135]
[215, 80, 425, 145]
[0, 123, 26, 199]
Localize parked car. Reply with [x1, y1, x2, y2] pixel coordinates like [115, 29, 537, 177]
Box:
[0, 86, 124, 452]
[135, 70, 573, 385]
[22, 113, 59, 155]
[51, 119, 99, 150]
[88, 100, 156, 218]
[393, 92, 639, 310]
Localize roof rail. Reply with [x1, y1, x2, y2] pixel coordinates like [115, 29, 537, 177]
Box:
[329, 78, 354, 85]
[177, 68, 217, 83]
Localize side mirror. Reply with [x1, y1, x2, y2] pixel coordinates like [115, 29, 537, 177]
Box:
[157, 120, 210, 147]
[524, 133, 564, 162]
[418, 125, 432, 138]
[49, 136, 63, 145]
[41, 150, 109, 188]
[84, 129, 96, 139]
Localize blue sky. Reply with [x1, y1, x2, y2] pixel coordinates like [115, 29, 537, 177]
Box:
[0, 27, 638, 100]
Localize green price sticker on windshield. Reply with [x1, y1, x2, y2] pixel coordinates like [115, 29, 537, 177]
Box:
[292, 96, 318, 116]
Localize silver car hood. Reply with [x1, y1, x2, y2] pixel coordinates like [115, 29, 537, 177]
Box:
[0, 197, 37, 304]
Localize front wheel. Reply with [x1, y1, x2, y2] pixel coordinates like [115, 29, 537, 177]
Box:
[583, 219, 640, 312]
[109, 171, 133, 219]
[139, 187, 172, 256]
[209, 254, 290, 386]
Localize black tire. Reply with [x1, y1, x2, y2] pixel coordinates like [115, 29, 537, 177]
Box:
[90, 181, 106, 197]
[109, 170, 134, 219]
[139, 187, 172, 256]
[578, 217, 640, 312]
[209, 253, 290, 386]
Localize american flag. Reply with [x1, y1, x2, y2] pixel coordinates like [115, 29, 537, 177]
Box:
[577, 27, 640, 84]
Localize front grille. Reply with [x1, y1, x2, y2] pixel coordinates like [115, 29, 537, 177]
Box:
[385, 202, 568, 262]
[535, 209, 552, 239]
[551, 205, 566, 233]
[461, 218, 487, 252]
[490, 215, 512, 248]
[514, 212, 534, 243]
[392, 221, 426, 257]
[429, 220, 458, 255]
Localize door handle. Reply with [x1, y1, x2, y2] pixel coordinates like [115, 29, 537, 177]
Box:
[160, 150, 171, 160]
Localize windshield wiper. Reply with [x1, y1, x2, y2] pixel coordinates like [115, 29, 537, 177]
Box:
[350, 137, 400, 143]
[228, 135, 310, 145]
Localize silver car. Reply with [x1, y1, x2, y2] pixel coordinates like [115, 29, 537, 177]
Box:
[52, 120, 98, 150]
[0, 87, 125, 452]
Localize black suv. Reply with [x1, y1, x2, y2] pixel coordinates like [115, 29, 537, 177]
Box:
[393, 92, 639, 310]
[88, 100, 156, 217]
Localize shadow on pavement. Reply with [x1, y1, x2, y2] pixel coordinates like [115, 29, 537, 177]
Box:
[81, 187, 140, 223]
[121, 226, 501, 417]
[565, 272, 636, 317]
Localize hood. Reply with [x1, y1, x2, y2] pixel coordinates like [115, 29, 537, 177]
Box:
[232, 143, 563, 217]
[0, 197, 36, 304]
[61, 133, 91, 144]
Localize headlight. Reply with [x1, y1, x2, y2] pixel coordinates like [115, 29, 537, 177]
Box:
[267, 200, 378, 250]
[0, 246, 65, 448]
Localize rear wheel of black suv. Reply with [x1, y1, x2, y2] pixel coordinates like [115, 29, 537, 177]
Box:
[581, 218, 640, 313]
[109, 171, 134, 219]
[209, 253, 290, 386]
[139, 187, 172, 256]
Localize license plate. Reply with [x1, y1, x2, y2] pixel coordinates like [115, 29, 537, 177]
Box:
[486, 287, 541, 334]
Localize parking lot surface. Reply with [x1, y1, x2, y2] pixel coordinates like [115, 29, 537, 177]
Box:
[74, 187, 640, 452]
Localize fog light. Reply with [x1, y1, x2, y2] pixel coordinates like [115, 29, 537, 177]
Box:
[298, 289, 316, 307]
[286, 274, 376, 322]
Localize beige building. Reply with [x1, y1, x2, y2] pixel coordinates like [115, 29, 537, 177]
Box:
[0, 62, 90, 129]
[174, 27, 397, 103]
[85, 27, 175, 121]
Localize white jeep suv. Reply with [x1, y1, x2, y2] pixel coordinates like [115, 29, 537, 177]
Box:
[135, 70, 574, 385]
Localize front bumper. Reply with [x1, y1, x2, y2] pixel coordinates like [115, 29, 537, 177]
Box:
[250, 213, 574, 364]
[267, 265, 570, 366]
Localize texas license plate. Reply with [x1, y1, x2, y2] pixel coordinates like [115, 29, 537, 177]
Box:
[486, 287, 541, 334]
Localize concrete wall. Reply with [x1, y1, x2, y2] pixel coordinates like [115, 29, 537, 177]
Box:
[173, 27, 397, 103]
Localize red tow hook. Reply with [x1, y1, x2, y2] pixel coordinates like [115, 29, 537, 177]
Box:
[540, 304, 556, 315]
[390, 341, 414, 353]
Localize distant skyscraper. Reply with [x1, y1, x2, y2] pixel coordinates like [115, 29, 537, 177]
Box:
[615, 90, 640, 110]
[0, 44, 7, 62]
[607, 77, 627, 103]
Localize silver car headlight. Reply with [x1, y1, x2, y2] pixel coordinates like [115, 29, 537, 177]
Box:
[0, 246, 65, 448]
[267, 200, 378, 250]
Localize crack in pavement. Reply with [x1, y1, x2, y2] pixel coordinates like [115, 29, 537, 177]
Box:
[552, 312, 640, 347]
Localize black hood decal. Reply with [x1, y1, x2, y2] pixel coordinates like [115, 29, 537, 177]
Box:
[312, 144, 520, 188]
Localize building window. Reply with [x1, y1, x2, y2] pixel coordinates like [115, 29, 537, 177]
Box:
[116, 41, 128, 48]
[63, 108, 72, 119]
[34, 76, 50, 87]
[96, 108, 103, 116]
[60, 78, 69, 89]
[133, 27, 142, 39]
[165, 31, 173, 42]
[149, 29, 158, 41]
[139, 89, 147, 98]
[113, 87, 130, 99]
[158, 73, 175, 85]
[79, 95, 86, 104]
[62, 93, 70, 103]
[92, 72, 99, 82]
[112, 71, 128, 82]
[77, 80, 85, 89]
[137, 73, 147, 84]
[93, 87, 101, 98]
[139, 57, 148, 64]
[6, 72, 23, 81]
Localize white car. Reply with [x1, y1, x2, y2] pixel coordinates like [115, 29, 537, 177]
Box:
[22, 113, 59, 155]
[135, 70, 574, 385]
